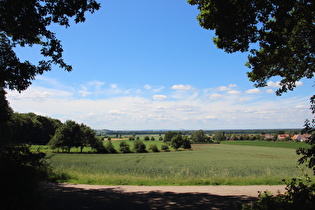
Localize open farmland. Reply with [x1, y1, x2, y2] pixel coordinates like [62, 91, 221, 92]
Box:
[49, 142, 311, 186]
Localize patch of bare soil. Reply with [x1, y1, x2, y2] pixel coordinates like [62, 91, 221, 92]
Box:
[43, 183, 285, 210]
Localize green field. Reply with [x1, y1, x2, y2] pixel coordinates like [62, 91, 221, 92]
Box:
[48, 141, 312, 186]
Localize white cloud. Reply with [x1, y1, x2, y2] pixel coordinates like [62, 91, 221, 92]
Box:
[246, 88, 261, 94]
[266, 89, 274, 94]
[153, 95, 168, 100]
[110, 84, 118, 89]
[6, 78, 312, 130]
[217, 84, 237, 91]
[109, 110, 125, 115]
[144, 85, 152, 89]
[210, 93, 222, 100]
[295, 81, 303, 87]
[205, 115, 217, 120]
[229, 84, 237, 88]
[171, 84, 193, 90]
[267, 81, 280, 88]
[217, 86, 230, 91]
[227, 90, 241, 95]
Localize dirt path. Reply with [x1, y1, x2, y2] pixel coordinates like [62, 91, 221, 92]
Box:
[59, 183, 286, 197]
[43, 183, 286, 210]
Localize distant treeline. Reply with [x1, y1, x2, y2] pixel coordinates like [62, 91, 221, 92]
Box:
[95, 128, 302, 137]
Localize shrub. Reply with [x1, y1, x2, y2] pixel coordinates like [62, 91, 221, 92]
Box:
[144, 136, 150, 141]
[240, 175, 315, 210]
[133, 140, 146, 153]
[105, 140, 117, 153]
[119, 141, 131, 153]
[91, 139, 108, 153]
[0, 144, 50, 210]
[171, 134, 183, 150]
[182, 137, 191, 149]
[149, 144, 159, 152]
[161, 144, 170, 152]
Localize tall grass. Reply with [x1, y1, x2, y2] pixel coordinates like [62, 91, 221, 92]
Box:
[49, 144, 311, 185]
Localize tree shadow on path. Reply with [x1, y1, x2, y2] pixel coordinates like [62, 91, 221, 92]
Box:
[43, 183, 257, 210]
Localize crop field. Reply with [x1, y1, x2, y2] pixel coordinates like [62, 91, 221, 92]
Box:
[48, 141, 312, 186]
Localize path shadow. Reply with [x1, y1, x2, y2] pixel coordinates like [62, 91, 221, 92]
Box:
[42, 183, 257, 210]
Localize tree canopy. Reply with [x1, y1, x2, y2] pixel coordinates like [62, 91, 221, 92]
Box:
[188, 0, 315, 95]
[0, 0, 100, 92]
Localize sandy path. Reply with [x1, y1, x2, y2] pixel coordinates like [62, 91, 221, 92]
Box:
[57, 183, 286, 197]
[44, 183, 287, 209]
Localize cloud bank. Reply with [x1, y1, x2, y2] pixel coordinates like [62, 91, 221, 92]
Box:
[6, 77, 310, 130]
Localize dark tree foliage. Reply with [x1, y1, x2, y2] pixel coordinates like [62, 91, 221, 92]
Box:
[164, 131, 181, 141]
[0, 0, 101, 92]
[119, 141, 131, 153]
[171, 134, 183, 150]
[182, 136, 192, 149]
[188, 0, 315, 96]
[0, 89, 13, 148]
[49, 120, 99, 153]
[133, 140, 147, 153]
[10, 112, 62, 145]
[0, 144, 50, 210]
[297, 119, 315, 175]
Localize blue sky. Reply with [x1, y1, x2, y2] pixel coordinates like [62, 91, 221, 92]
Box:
[6, 0, 313, 130]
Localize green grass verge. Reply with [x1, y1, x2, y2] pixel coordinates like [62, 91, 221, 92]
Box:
[49, 143, 311, 186]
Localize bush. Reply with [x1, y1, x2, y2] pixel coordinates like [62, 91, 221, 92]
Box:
[240, 175, 315, 210]
[144, 136, 150, 141]
[119, 141, 131, 153]
[149, 144, 159, 152]
[133, 140, 147, 153]
[161, 144, 170, 152]
[0, 144, 50, 210]
[105, 140, 117, 153]
[91, 139, 108, 153]
[182, 137, 191, 149]
[171, 134, 183, 150]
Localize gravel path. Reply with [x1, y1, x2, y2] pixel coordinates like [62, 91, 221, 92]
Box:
[44, 183, 286, 210]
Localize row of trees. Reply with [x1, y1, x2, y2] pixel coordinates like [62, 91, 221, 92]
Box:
[48, 120, 102, 153]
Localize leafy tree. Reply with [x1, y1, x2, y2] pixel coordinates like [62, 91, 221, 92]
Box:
[80, 123, 99, 153]
[0, 1, 100, 208]
[9, 112, 61, 145]
[133, 140, 146, 153]
[164, 131, 181, 141]
[119, 141, 131, 153]
[159, 136, 163, 141]
[0, 0, 100, 93]
[161, 144, 170, 152]
[212, 131, 226, 141]
[150, 136, 155, 141]
[191, 129, 205, 143]
[49, 120, 82, 152]
[182, 136, 192, 149]
[105, 140, 117, 153]
[144, 136, 150, 141]
[149, 144, 159, 152]
[297, 119, 315, 174]
[171, 134, 183, 150]
[0, 89, 12, 148]
[90, 138, 107, 154]
[188, 0, 314, 96]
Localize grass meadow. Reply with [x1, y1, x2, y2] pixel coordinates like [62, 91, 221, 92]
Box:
[47, 141, 312, 186]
